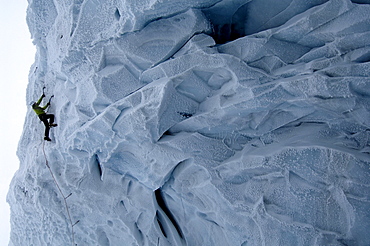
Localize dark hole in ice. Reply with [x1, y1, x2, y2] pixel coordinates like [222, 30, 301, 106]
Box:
[95, 154, 103, 179]
[178, 111, 193, 118]
[115, 8, 121, 20]
[202, 3, 248, 44]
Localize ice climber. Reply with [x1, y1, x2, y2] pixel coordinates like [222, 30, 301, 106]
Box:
[31, 92, 57, 141]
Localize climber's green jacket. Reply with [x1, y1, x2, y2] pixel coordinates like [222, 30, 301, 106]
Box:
[32, 95, 50, 115]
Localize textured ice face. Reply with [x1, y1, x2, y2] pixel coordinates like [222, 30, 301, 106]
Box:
[8, 0, 370, 245]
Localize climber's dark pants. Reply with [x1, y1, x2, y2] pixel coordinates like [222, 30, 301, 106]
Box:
[38, 113, 54, 138]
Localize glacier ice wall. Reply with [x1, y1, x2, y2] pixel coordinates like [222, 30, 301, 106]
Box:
[7, 0, 370, 245]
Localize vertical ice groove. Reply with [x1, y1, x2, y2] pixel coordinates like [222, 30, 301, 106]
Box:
[328, 185, 356, 234]
[155, 189, 185, 245]
[153, 160, 190, 243]
[70, 0, 85, 37]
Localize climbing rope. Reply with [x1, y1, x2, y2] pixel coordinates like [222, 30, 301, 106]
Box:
[42, 140, 79, 245]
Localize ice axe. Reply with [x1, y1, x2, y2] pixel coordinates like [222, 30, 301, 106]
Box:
[48, 95, 54, 104]
[46, 95, 54, 113]
[42, 87, 53, 103]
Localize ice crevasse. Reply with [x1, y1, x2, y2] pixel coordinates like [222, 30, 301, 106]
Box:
[7, 0, 370, 245]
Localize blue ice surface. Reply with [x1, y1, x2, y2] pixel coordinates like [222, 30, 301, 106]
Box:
[8, 0, 370, 245]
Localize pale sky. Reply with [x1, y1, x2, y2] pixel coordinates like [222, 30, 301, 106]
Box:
[0, 0, 35, 245]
